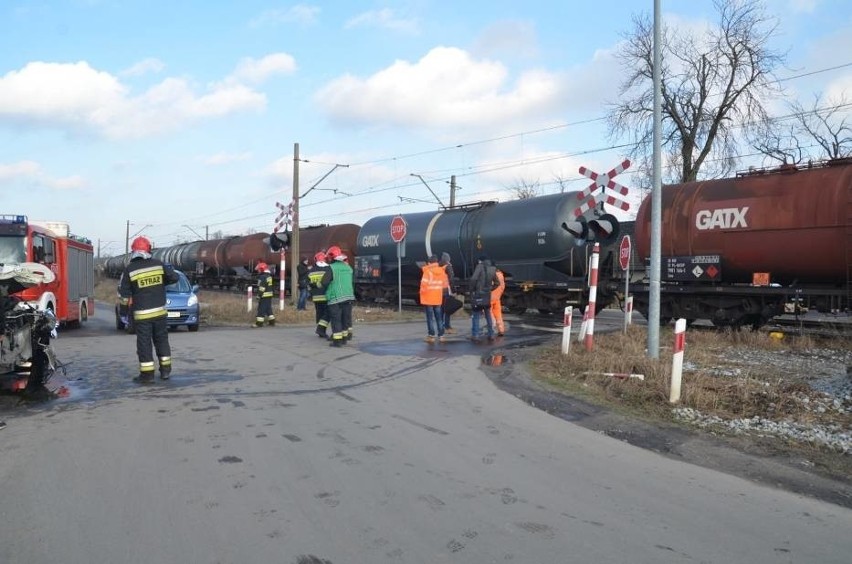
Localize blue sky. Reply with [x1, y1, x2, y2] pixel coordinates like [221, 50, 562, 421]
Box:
[1, 0, 850, 254]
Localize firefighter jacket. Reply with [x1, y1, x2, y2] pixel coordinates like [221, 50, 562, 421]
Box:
[491, 269, 505, 302]
[419, 262, 448, 306]
[322, 259, 355, 305]
[257, 272, 274, 299]
[308, 262, 331, 302]
[118, 256, 179, 321]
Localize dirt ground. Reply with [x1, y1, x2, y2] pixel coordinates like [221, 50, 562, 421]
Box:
[482, 337, 852, 510]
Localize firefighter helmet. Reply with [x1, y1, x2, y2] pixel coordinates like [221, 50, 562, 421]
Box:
[326, 246, 341, 260]
[131, 236, 152, 253]
[255, 262, 268, 272]
[314, 251, 326, 263]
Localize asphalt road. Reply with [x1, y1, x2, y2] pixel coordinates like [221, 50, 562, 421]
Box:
[1, 306, 850, 564]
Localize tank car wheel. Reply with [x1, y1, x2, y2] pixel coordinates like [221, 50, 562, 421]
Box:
[508, 306, 527, 315]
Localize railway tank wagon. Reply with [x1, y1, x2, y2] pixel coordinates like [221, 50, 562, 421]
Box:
[631, 158, 852, 327]
[102, 224, 360, 291]
[354, 193, 621, 313]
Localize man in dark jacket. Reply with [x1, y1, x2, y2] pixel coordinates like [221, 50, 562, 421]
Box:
[118, 236, 179, 382]
[439, 251, 457, 333]
[296, 257, 310, 310]
[468, 255, 499, 341]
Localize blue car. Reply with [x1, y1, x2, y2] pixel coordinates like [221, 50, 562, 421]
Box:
[115, 270, 201, 333]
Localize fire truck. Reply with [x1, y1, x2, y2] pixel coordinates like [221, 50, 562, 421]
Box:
[0, 214, 95, 326]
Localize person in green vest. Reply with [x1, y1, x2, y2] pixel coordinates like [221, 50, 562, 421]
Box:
[320, 245, 355, 347]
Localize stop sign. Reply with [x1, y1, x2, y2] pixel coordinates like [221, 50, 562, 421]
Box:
[619, 235, 631, 271]
[390, 216, 407, 243]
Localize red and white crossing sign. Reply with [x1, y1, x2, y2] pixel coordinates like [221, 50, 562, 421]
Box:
[573, 159, 632, 217]
[273, 200, 294, 233]
[390, 215, 407, 243]
[619, 235, 632, 271]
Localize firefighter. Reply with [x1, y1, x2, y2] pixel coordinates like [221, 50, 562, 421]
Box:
[321, 245, 355, 347]
[308, 251, 331, 338]
[118, 236, 179, 382]
[254, 262, 275, 327]
[490, 264, 506, 336]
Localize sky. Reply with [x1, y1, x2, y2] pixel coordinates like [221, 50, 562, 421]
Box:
[1, 0, 850, 255]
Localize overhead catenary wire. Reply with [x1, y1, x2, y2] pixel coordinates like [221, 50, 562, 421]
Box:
[138, 61, 851, 244]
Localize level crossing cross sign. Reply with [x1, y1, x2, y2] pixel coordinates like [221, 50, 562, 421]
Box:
[273, 200, 294, 233]
[390, 216, 407, 243]
[573, 159, 632, 218]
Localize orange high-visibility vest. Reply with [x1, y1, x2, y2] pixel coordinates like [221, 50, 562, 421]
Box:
[420, 263, 448, 306]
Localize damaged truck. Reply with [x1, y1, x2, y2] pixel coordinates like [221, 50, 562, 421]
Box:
[1, 263, 60, 399]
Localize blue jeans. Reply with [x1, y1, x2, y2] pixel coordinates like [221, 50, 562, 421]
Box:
[471, 307, 494, 339]
[297, 287, 309, 310]
[425, 305, 444, 337]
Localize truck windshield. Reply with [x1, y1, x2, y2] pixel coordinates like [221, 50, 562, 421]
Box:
[0, 236, 26, 264]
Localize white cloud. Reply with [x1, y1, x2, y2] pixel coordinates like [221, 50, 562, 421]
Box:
[0, 160, 85, 190]
[232, 53, 297, 84]
[0, 61, 267, 139]
[344, 9, 418, 34]
[198, 151, 253, 166]
[120, 57, 165, 77]
[249, 4, 320, 27]
[315, 47, 565, 130]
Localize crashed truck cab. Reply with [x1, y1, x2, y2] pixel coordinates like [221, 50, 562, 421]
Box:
[0, 263, 60, 397]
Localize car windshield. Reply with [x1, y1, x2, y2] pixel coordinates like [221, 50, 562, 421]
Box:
[166, 273, 191, 293]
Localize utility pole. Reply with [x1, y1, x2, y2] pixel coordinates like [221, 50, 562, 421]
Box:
[125, 220, 130, 254]
[647, 0, 663, 358]
[449, 175, 457, 208]
[291, 143, 300, 306]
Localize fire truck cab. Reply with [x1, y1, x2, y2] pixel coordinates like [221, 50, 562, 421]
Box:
[0, 214, 94, 326]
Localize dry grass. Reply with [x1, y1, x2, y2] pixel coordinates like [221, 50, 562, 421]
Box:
[532, 325, 851, 430]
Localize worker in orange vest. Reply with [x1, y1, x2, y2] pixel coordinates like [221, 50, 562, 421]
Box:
[490, 265, 506, 336]
[420, 255, 449, 343]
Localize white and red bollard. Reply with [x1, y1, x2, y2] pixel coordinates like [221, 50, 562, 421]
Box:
[626, 295, 633, 326]
[247, 286, 253, 313]
[669, 318, 687, 403]
[561, 306, 573, 354]
[584, 243, 600, 352]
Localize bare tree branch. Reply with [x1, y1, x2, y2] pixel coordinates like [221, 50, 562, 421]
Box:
[607, 0, 785, 182]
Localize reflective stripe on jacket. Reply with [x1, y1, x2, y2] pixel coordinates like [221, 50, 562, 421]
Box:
[118, 257, 178, 321]
[257, 272, 274, 298]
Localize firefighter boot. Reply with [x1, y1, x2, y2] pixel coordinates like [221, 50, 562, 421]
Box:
[160, 365, 171, 380]
[134, 372, 155, 384]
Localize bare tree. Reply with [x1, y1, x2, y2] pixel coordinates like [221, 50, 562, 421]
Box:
[509, 179, 541, 199]
[749, 118, 806, 165]
[792, 93, 851, 160]
[751, 93, 852, 164]
[608, 0, 786, 183]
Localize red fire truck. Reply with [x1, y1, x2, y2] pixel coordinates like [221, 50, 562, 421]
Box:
[0, 214, 95, 326]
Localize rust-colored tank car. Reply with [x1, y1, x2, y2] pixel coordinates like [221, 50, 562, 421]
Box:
[631, 158, 851, 326]
[104, 224, 360, 291]
[634, 159, 851, 286]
